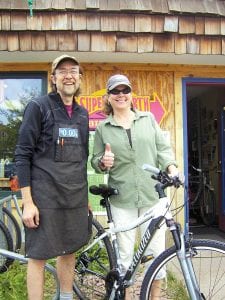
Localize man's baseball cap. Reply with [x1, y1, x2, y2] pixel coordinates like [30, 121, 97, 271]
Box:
[106, 74, 132, 91]
[52, 54, 79, 73]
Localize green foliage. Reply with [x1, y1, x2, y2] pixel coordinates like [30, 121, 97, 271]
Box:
[0, 261, 27, 300]
[167, 270, 189, 300]
[0, 260, 58, 300]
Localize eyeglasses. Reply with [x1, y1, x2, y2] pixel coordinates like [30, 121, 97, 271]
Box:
[56, 69, 80, 76]
[109, 87, 131, 95]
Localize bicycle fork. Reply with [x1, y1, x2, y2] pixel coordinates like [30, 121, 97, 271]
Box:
[170, 222, 204, 300]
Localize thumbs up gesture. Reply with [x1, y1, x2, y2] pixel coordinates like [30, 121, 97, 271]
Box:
[100, 143, 114, 169]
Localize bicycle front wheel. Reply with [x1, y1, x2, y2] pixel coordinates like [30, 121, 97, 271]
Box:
[140, 239, 225, 300]
[73, 218, 116, 300]
[199, 187, 216, 226]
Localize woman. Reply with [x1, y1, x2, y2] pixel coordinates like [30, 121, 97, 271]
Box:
[91, 74, 179, 299]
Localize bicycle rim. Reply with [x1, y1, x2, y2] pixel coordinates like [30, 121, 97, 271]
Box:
[73, 218, 115, 299]
[0, 219, 14, 273]
[200, 189, 216, 226]
[2, 207, 22, 252]
[140, 239, 225, 300]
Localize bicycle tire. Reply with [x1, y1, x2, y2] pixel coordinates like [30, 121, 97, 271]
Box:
[73, 218, 116, 299]
[0, 259, 60, 300]
[140, 239, 225, 300]
[2, 207, 22, 253]
[199, 187, 216, 226]
[0, 219, 14, 273]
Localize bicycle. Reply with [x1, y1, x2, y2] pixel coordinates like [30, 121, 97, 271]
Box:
[73, 164, 225, 299]
[0, 185, 114, 299]
[189, 165, 216, 226]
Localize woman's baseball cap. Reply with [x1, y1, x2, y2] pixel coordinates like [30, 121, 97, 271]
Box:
[52, 54, 79, 73]
[106, 74, 132, 91]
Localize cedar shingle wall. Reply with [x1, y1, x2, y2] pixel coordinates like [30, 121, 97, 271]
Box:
[0, 0, 225, 55]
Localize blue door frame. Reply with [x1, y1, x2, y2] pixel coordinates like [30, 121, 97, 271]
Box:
[182, 77, 225, 232]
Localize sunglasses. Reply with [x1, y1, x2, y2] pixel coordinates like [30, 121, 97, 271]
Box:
[109, 87, 131, 95]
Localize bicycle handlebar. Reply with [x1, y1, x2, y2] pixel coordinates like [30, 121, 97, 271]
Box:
[142, 164, 183, 190]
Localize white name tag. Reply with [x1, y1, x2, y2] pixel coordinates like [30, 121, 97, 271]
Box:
[59, 128, 78, 138]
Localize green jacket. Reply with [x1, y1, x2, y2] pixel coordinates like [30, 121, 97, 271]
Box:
[91, 110, 177, 208]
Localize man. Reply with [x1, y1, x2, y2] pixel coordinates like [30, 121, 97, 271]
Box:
[15, 55, 89, 300]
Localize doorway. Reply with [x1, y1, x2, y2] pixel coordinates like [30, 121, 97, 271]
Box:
[183, 78, 225, 232]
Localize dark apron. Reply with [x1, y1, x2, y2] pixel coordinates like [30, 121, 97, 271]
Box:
[25, 97, 89, 259]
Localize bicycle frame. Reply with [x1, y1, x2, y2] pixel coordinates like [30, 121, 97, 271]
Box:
[0, 193, 22, 218]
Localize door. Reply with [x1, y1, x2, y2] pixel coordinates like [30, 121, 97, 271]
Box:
[220, 107, 225, 231]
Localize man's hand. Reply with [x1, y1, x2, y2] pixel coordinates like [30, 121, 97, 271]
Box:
[22, 202, 40, 228]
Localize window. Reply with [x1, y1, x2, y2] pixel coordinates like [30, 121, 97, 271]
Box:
[0, 72, 47, 177]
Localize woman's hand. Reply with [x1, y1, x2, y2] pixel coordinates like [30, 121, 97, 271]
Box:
[99, 143, 114, 170]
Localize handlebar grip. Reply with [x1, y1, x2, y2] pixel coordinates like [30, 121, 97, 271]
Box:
[142, 164, 160, 175]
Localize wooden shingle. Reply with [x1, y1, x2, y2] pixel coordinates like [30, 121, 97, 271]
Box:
[31, 32, 46, 51]
[35, 0, 52, 9]
[86, 0, 99, 9]
[72, 13, 87, 30]
[179, 16, 195, 34]
[117, 34, 137, 52]
[101, 14, 119, 32]
[0, 33, 7, 50]
[138, 34, 154, 53]
[164, 16, 178, 32]
[46, 32, 59, 50]
[78, 32, 91, 51]
[151, 15, 164, 33]
[27, 14, 43, 31]
[11, 12, 27, 31]
[135, 15, 152, 33]
[51, 13, 71, 30]
[195, 17, 205, 35]
[0, 0, 10, 9]
[8, 32, 19, 51]
[150, 0, 169, 14]
[200, 36, 212, 54]
[99, 0, 120, 11]
[119, 14, 135, 32]
[167, 0, 181, 13]
[211, 37, 222, 54]
[181, 0, 206, 14]
[59, 32, 77, 50]
[221, 18, 225, 35]
[187, 36, 199, 54]
[222, 37, 225, 54]
[66, 0, 86, 10]
[175, 34, 187, 54]
[205, 17, 221, 35]
[91, 33, 116, 51]
[1, 13, 11, 31]
[154, 33, 174, 53]
[42, 13, 53, 31]
[87, 14, 101, 31]
[19, 32, 32, 51]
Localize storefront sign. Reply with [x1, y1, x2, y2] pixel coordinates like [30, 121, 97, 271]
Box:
[77, 90, 167, 130]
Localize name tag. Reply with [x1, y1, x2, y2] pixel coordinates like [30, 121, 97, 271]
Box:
[59, 128, 78, 138]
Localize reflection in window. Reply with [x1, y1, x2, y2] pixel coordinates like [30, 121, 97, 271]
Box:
[0, 73, 47, 177]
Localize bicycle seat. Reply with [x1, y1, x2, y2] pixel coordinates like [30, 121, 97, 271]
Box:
[89, 184, 119, 197]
